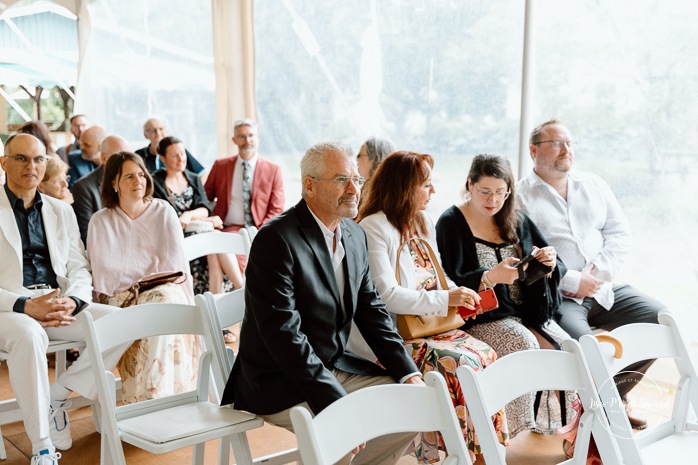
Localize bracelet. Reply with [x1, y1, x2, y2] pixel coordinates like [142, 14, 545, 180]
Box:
[481, 270, 494, 289]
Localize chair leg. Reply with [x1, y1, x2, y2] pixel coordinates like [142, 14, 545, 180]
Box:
[91, 402, 102, 434]
[55, 350, 67, 378]
[218, 437, 231, 465]
[192, 443, 206, 465]
[230, 433, 254, 465]
[0, 426, 7, 461]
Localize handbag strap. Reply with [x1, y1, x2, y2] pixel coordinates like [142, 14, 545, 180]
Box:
[395, 236, 449, 291]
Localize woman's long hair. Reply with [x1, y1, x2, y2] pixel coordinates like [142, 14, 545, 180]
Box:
[466, 154, 519, 243]
[358, 151, 433, 240]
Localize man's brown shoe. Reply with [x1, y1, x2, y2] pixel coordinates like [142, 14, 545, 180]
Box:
[622, 396, 648, 430]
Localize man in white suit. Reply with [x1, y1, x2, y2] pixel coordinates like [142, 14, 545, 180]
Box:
[0, 134, 129, 465]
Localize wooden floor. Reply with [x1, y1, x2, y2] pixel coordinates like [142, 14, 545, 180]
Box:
[0, 336, 688, 465]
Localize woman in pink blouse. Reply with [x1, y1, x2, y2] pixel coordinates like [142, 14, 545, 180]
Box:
[87, 152, 200, 403]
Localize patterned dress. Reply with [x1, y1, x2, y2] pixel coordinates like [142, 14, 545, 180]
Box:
[465, 239, 576, 436]
[105, 284, 202, 403]
[405, 239, 510, 463]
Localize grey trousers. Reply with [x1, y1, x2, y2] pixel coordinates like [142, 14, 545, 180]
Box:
[557, 284, 663, 398]
[261, 369, 417, 465]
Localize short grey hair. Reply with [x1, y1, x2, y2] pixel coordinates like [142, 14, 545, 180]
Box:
[233, 118, 258, 132]
[300, 141, 354, 198]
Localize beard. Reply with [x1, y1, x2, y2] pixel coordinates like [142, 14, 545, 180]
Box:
[337, 195, 359, 218]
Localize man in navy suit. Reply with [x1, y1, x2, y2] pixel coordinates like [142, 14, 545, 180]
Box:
[222, 141, 421, 465]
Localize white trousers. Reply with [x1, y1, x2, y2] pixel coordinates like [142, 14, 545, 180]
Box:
[0, 303, 129, 447]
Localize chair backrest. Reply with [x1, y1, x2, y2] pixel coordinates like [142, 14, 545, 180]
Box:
[580, 310, 698, 464]
[183, 231, 249, 261]
[195, 290, 245, 393]
[290, 371, 471, 465]
[79, 302, 224, 425]
[457, 340, 624, 465]
[244, 225, 259, 243]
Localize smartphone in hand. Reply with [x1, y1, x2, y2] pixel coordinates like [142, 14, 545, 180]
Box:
[514, 246, 540, 269]
[458, 288, 499, 320]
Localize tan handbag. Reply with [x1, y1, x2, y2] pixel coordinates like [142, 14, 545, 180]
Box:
[119, 271, 187, 308]
[394, 237, 465, 339]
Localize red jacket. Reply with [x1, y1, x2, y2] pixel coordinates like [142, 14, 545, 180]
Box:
[204, 155, 285, 230]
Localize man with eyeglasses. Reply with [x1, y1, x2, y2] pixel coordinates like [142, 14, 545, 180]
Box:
[56, 115, 89, 163]
[516, 119, 662, 431]
[135, 117, 204, 174]
[0, 134, 129, 465]
[204, 118, 284, 233]
[222, 141, 422, 465]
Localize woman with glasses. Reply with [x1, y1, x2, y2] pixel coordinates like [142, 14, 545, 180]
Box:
[350, 151, 509, 463]
[436, 153, 575, 441]
[38, 157, 73, 204]
[356, 136, 396, 180]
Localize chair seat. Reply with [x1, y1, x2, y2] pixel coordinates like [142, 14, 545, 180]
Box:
[641, 431, 698, 464]
[119, 402, 262, 444]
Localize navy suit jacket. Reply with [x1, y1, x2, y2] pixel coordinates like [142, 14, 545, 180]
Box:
[221, 200, 417, 415]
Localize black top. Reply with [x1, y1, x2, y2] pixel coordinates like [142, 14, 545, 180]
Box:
[4, 184, 57, 288]
[435, 205, 566, 329]
[152, 169, 212, 217]
[4, 184, 85, 313]
[135, 146, 205, 174]
[221, 200, 419, 415]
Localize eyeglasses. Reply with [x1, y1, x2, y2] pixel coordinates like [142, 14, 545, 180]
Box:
[474, 189, 511, 200]
[6, 154, 49, 166]
[312, 176, 366, 189]
[533, 139, 575, 149]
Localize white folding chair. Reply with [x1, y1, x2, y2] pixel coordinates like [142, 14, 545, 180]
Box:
[457, 340, 624, 465]
[183, 230, 250, 262]
[79, 302, 263, 465]
[0, 340, 98, 460]
[196, 290, 301, 465]
[242, 226, 258, 244]
[289, 371, 471, 465]
[580, 309, 698, 464]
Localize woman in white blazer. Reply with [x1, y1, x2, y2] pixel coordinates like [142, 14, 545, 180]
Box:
[349, 151, 509, 463]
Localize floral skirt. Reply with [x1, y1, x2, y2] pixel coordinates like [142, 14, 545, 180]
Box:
[107, 283, 203, 404]
[405, 329, 510, 463]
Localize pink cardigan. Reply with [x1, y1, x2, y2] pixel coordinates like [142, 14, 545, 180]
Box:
[87, 199, 193, 302]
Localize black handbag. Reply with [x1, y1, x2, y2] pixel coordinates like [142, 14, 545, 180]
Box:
[517, 259, 552, 285]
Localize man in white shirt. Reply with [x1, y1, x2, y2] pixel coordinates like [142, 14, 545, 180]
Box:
[517, 119, 663, 430]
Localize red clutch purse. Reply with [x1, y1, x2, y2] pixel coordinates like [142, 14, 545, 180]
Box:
[458, 288, 499, 320]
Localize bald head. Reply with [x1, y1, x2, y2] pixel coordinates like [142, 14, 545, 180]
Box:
[1, 134, 48, 197]
[80, 125, 108, 163]
[100, 135, 131, 164]
[143, 118, 168, 148]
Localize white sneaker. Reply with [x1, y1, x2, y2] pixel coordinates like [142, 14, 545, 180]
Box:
[48, 400, 72, 450]
[31, 449, 61, 465]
